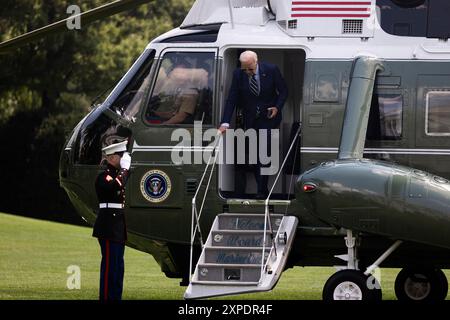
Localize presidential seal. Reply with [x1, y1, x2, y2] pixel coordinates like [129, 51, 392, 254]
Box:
[140, 170, 172, 203]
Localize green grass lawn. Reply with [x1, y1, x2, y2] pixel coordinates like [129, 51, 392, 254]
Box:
[0, 212, 447, 300]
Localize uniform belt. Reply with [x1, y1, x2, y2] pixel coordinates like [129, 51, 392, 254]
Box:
[99, 203, 124, 209]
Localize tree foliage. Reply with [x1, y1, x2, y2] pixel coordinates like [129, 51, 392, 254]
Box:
[0, 0, 195, 224]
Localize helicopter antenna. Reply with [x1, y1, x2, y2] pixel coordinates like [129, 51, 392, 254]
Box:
[228, 0, 235, 29]
[0, 0, 153, 54]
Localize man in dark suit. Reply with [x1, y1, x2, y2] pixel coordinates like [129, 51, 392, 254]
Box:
[218, 50, 288, 199]
[93, 139, 131, 301]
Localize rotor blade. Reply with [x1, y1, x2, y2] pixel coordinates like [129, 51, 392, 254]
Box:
[0, 0, 153, 54]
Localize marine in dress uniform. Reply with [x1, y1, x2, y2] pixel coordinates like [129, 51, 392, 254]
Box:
[92, 140, 131, 301]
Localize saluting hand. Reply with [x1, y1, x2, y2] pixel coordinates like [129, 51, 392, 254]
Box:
[120, 152, 131, 170]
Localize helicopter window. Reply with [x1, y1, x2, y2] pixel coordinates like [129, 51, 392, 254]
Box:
[367, 93, 403, 140]
[425, 91, 450, 136]
[314, 74, 339, 103]
[377, 0, 428, 37]
[109, 50, 156, 121]
[145, 52, 214, 125]
[74, 108, 131, 165]
[378, 0, 450, 38]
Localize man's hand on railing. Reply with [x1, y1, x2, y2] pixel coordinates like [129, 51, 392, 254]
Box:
[218, 123, 229, 135]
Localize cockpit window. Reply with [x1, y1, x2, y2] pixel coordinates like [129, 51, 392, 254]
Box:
[108, 49, 156, 121]
[73, 108, 131, 165]
[145, 51, 214, 125]
[72, 50, 154, 165]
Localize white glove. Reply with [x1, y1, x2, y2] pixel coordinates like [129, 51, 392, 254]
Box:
[120, 152, 131, 170]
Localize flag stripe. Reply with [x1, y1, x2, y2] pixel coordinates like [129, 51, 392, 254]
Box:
[291, 0, 372, 18]
[292, 13, 370, 17]
[292, 1, 371, 5]
[292, 7, 369, 11]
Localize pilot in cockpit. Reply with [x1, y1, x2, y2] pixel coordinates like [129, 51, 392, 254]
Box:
[147, 58, 209, 125]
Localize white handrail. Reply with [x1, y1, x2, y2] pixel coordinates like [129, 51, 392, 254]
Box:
[189, 133, 223, 282]
[260, 124, 301, 279]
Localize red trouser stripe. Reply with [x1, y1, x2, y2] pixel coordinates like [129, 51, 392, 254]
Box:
[104, 240, 110, 300]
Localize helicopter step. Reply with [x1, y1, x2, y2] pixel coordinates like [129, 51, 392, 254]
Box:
[210, 230, 273, 247]
[204, 246, 271, 264]
[184, 213, 298, 299]
[193, 263, 261, 283]
[217, 213, 283, 231]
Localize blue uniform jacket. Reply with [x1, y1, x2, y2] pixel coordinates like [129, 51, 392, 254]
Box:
[93, 163, 129, 243]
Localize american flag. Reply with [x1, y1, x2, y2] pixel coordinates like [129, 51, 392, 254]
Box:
[291, 0, 372, 18]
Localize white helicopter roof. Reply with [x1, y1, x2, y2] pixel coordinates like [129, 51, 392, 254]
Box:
[181, 0, 270, 27]
[158, 0, 450, 61]
[182, 0, 376, 36]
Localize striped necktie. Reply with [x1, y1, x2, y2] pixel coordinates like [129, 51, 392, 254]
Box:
[250, 74, 259, 96]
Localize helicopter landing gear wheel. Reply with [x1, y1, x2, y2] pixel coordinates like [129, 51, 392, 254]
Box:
[395, 267, 448, 301]
[323, 270, 382, 301]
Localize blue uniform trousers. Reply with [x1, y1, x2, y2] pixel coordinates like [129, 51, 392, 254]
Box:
[98, 239, 125, 301]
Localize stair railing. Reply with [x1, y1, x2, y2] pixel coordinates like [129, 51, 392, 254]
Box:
[261, 124, 302, 279]
[189, 133, 223, 282]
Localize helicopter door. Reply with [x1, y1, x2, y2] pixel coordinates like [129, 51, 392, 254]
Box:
[129, 49, 217, 209]
[219, 48, 305, 199]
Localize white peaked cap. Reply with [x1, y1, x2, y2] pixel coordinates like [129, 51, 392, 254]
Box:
[102, 140, 127, 155]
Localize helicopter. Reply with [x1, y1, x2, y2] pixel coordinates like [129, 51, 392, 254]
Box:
[2, 0, 450, 301]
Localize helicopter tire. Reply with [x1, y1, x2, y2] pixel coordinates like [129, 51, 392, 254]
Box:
[435, 268, 448, 300]
[322, 270, 382, 301]
[394, 266, 447, 301]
